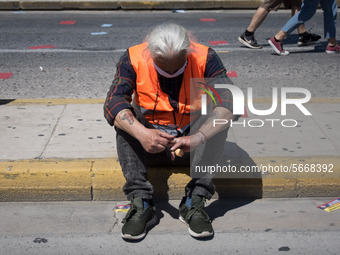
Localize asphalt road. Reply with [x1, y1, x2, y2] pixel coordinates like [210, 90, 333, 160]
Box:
[0, 10, 339, 99]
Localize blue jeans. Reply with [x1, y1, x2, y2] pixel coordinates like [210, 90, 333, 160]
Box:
[282, 0, 337, 39]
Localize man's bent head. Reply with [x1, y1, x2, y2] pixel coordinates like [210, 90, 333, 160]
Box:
[146, 23, 193, 76]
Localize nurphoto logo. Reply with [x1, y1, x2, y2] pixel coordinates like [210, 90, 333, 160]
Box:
[200, 84, 312, 128]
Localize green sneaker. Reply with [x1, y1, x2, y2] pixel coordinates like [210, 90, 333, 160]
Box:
[121, 197, 157, 240]
[179, 195, 214, 238]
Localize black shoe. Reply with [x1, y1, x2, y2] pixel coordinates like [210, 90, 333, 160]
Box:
[179, 195, 213, 238]
[297, 32, 321, 46]
[238, 32, 263, 49]
[121, 197, 157, 240]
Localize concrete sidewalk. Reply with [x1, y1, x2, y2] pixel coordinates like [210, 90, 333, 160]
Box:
[0, 198, 339, 254]
[0, 98, 339, 201]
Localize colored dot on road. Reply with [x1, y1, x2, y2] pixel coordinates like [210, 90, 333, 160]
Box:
[59, 20, 76, 25]
[226, 71, 238, 77]
[209, 40, 228, 46]
[0, 73, 13, 79]
[28, 45, 57, 50]
[200, 18, 216, 22]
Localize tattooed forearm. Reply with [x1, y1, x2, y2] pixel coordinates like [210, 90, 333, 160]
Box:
[119, 109, 134, 125]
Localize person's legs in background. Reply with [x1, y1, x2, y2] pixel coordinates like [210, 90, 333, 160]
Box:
[238, 6, 269, 49]
[288, 0, 322, 46]
[279, 0, 319, 39]
[321, 0, 340, 53]
[268, 0, 320, 55]
[238, 0, 283, 49]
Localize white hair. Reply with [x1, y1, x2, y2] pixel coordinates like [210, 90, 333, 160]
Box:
[145, 23, 194, 60]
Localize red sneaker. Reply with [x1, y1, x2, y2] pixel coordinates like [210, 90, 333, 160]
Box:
[326, 44, 340, 54]
[268, 37, 289, 56]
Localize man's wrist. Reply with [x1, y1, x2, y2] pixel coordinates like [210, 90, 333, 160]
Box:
[195, 130, 207, 144]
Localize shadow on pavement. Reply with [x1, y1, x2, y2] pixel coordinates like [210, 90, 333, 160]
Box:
[0, 99, 15, 105]
[148, 141, 262, 222]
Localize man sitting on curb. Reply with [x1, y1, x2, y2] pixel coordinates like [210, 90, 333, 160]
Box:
[104, 23, 237, 240]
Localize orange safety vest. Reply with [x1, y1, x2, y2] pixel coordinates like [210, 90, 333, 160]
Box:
[128, 41, 208, 129]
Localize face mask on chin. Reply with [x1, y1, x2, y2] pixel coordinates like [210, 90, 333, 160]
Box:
[153, 60, 188, 78]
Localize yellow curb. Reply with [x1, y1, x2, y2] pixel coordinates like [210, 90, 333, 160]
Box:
[1, 156, 339, 201]
[308, 98, 340, 104]
[0, 159, 93, 201]
[91, 158, 126, 200]
[253, 156, 340, 197]
[251, 156, 340, 179]
[2, 99, 105, 105]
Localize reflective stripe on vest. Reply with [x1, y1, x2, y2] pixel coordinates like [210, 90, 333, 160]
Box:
[128, 42, 208, 129]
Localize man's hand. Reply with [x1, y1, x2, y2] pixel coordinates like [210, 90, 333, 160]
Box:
[114, 109, 176, 154]
[139, 128, 175, 154]
[169, 133, 203, 160]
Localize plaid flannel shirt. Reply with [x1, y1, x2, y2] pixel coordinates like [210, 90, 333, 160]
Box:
[104, 47, 236, 126]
